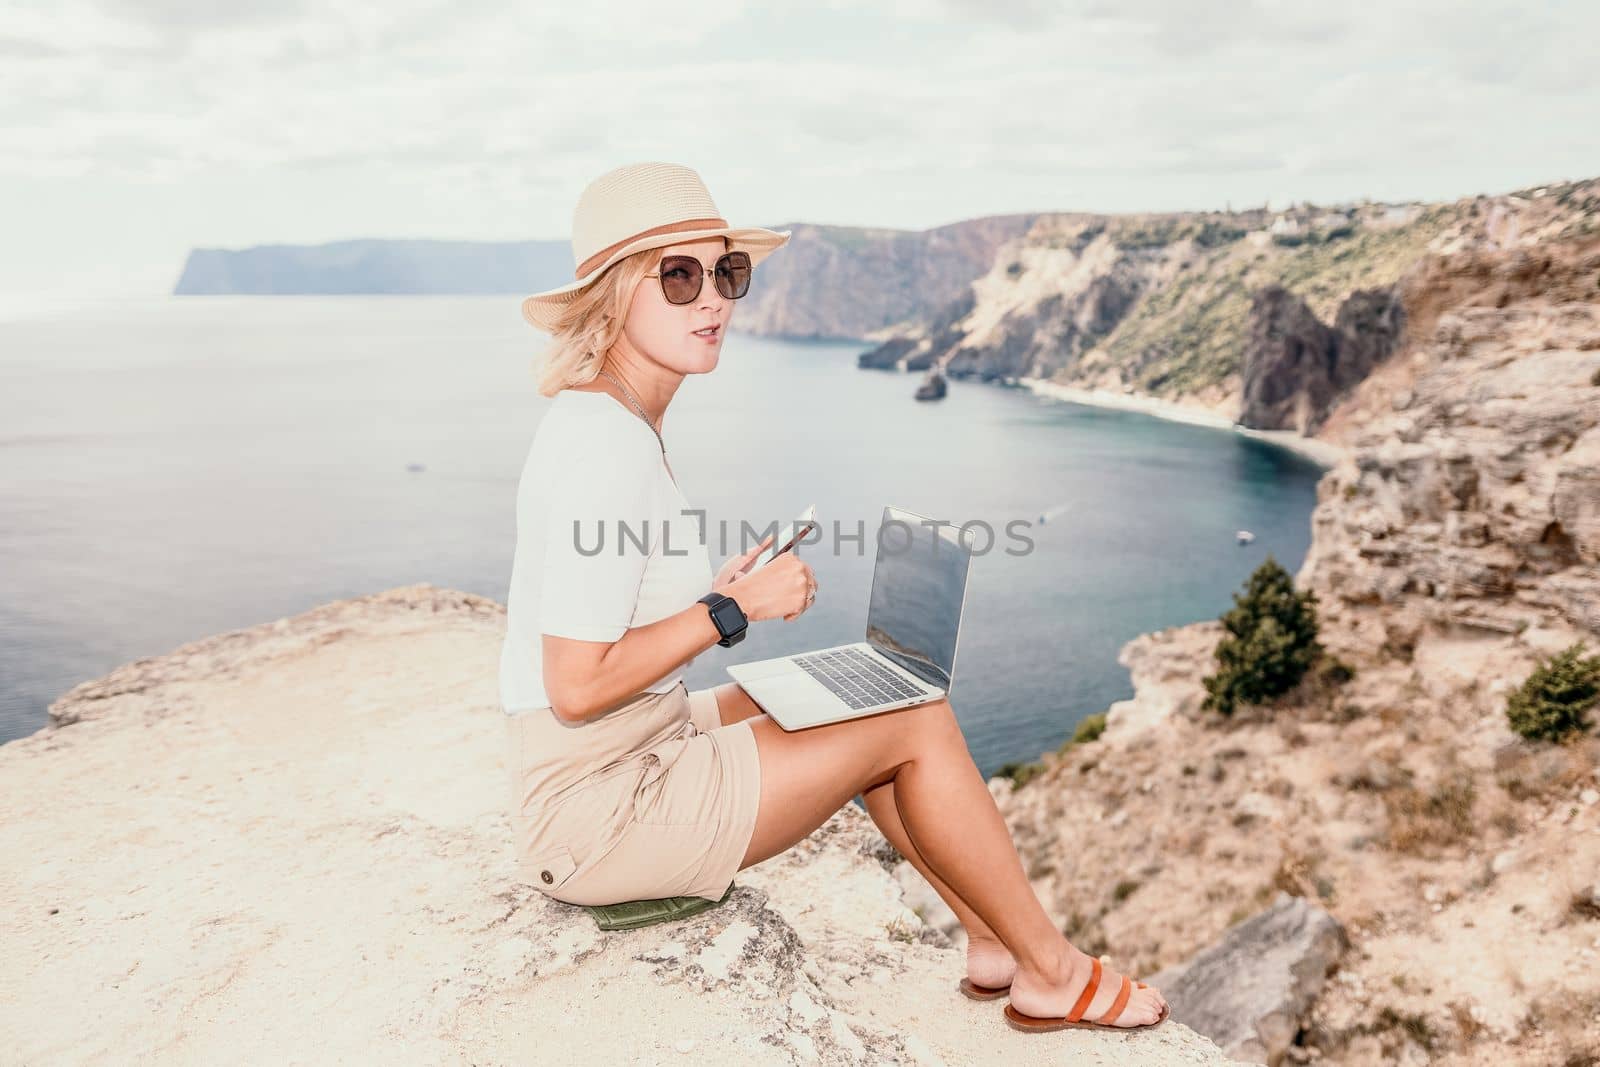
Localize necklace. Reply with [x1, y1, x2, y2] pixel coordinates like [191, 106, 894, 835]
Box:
[597, 368, 665, 457]
[597, 368, 663, 453]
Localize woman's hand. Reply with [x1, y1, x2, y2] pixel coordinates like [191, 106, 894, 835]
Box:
[711, 533, 774, 595]
[712, 539, 815, 623]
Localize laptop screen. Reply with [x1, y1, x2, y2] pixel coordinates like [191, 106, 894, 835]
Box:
[864, 506, 973, 690]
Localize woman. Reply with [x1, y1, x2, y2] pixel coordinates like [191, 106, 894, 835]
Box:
[500, 162, 1167, 1034]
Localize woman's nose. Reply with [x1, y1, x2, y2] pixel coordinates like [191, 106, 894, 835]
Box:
[697, 279, 727, 312]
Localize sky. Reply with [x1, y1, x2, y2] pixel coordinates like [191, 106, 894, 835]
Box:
[3, 0, 1597, 299]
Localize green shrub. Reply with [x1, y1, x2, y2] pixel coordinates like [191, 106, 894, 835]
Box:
[1071, 712, 1107, 745]
[1193, 220, 1248, 248]
[1506, 641, 1600, 743]
[1202, 555, 1326, 716]
[1055, 711, 1108, 756]
[997, 760, 1046, 788]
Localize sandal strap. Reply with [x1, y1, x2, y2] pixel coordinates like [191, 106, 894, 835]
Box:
[1066, 957, 1101, 1023]
[1098, 974, 1133, 1026]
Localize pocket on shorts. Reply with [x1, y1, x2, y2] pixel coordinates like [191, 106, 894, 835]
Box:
[550, 822, 712, 906]
[524, 841, 580, 894]
[630, 736, 720, 828]
[529, 761, 652, 877]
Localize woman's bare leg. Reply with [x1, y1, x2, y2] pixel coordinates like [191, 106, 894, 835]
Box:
[736, 694, 1166, 1026]
[859, 781, 1016, 987]
[709, 685, 1013, 986]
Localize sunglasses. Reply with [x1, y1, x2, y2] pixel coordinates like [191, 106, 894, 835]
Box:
[645, 251, 753, 305]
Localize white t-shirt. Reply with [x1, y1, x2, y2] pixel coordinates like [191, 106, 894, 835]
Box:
[498, 388, 715, 715]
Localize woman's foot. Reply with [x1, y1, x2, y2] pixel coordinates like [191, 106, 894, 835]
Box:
[965, 933, 1017, 990]
[1008, 944, 1167, 1028]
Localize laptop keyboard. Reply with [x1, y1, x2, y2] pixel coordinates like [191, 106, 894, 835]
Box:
[793, 647, 932, 709]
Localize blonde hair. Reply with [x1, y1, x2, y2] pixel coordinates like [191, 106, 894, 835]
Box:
[533, 236, 729, 397]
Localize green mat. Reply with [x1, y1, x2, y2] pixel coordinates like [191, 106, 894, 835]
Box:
[583, 883, 735, 931]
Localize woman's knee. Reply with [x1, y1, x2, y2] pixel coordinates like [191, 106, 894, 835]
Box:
[904, 696, 964, 744]
[857, 698, 964, 776]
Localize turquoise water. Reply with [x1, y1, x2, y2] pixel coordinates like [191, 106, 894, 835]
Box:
[0, 296, 1327, 774]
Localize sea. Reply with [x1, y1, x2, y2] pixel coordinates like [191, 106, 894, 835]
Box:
[0, 295, 1328, 776]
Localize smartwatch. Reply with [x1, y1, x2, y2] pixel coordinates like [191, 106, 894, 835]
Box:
[697, 591, 748, 648]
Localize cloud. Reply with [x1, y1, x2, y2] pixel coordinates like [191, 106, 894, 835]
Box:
[0, 0, 1596, 297]
[5, 0, 1596, 186]
[92, 0, 311, 33]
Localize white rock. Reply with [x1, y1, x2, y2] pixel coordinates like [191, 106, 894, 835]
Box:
[828, 1013, 867, 1058]
[690, 920, 759, 984]
[788, 989, 827, 1026]
[789, 1031, 820, 1063]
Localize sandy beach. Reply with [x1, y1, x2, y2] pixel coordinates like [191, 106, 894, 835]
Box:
[1017, 378, 1350, 469]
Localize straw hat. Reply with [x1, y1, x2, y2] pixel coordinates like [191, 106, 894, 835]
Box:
[520, 161, 792, 333]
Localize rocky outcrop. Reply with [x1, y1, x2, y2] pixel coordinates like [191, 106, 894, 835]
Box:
[858, 177, 1600, 456]
[980, 229, 1600, 1066]
[1238, 285, 1406, 434]
[0, 584, 1246, 1065]
[1146, 894, 1349, 1066]
[857, 286, 978, 371]
[1303, 239, 1600, 651]
[1101, 621, 1224, 744]
[741, 215, 1042, 341]
[857, 214, 1169, 384]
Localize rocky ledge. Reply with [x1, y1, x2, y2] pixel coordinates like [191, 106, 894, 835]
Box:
[1, 585, 1246, 1065]
[973, 235, 1600, 1066]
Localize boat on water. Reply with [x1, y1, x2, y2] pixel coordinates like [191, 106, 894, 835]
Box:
[1236, 529, 1255, 544]
[915, 369, 947, 401]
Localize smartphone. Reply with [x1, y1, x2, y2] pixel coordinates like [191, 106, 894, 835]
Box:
[753, 505, 817, 569]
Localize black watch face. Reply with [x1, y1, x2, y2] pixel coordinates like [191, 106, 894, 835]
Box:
[711, 598, 745, 633]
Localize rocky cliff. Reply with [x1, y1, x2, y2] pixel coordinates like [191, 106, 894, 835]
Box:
[1237, 284, 1406, 435]
[0, 585, 1246, 1066]
[967, 231, 1600, 1065]
[173, 238, 578, 296]
[858, 177, 1599, 444]
[172, 215, 1040, 345]
[1306, 237, 1600, 646]
[735, 216, 1045, 341]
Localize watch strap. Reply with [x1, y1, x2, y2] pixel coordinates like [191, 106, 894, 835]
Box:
[698, 591, 748, 647]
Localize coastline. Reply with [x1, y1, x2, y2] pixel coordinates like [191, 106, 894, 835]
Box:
[1016, 376, 1349, 470]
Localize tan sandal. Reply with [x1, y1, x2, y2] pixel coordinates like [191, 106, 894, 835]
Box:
[1002, 957, 1169, 1032]
[961, 969, 1154, 1008]
[957, 977, 1011, 1000]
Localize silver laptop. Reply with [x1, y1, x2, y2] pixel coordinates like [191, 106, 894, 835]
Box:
[726, 505, 974, 730]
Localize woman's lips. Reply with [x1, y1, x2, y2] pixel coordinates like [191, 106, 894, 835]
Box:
[692, 324, 721, 342]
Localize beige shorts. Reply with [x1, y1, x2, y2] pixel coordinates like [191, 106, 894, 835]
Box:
[504, 682, 763, 905]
